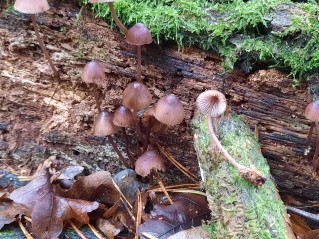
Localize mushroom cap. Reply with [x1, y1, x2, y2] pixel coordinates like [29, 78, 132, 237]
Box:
[113, 106, 134, 127]
[153, 94, 185, 126]
[94, 111, 119, 136]
[123, 81, 152, 111]
[82, 61, 105, 85]
[305, 99, 319, 122]
[14, 0, 50, 14]
[126, 23, 153, 46]
[89, 0, 117, 2]
[135, 150, 166, 177]
[196, 90, 227, 117]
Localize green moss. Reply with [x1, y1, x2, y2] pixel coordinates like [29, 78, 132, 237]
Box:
[193, 115, 288, 238]
[82, 0, 319, 82]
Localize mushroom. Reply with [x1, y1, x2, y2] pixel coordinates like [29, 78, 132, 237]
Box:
[123, 81, 152, 144]
[14, 0, 59, 78]
[94, 111, 131, 168]
[88, 0, 128, 34]
[126, 23, 152, 82]
[196, 90, 266, 186]
[148, 94, 185, 147]
[304, 99, 319, 170]
[82, 61, 105, 113]
[113, 105, 135, 164]
[135, 150, 173, 204]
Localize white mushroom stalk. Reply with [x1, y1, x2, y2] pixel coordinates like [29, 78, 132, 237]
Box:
[196, 90, 266, 186]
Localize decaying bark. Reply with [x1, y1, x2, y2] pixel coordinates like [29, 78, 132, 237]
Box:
[0, 2, 318, 206]
[193, 115, 296, 239]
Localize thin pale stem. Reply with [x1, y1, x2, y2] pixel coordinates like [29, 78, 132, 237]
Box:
[107, 135, 131, 168]
[207, 114, 244, 171]
[31, 15, 59, 78]
[132, 110, 146, 145]
[92, 84, 101, 113]
[137, 45, 142, 82]
[108, 3, 128, 35]
[306, 122, 315, 148]
[135, 188, 142, 239]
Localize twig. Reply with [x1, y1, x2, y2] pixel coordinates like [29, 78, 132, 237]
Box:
[69, 221, 87, 239]
[141, 232, 159, 239]
[156, 172, 173, 205]
[88, 223, 105, 239]
[149, 188, 207, 196]
[135, 188, 142, 239]
[17, 219, 33, 239]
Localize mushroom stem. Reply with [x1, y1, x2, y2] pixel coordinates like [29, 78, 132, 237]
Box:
[107, 135, 131, 168]
[92, 84, 101, 113]
[155, 171, 173, 205]
[207, 113, 266, 186]
[136, 45, 142, 82]
[149, 124, 167, 149]
[31, 15, 59, 78]
[121, 128, 135, 166]
[108, 3, 128, 35]
[132, 110, 146, 145]
[306, 122, 315, 148]
[312, 122, 319, 170]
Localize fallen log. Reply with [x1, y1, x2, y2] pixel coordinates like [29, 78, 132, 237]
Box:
[193, 114, 296, 238]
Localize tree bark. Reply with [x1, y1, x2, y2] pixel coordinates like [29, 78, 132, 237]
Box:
[0, 3, 318, 206]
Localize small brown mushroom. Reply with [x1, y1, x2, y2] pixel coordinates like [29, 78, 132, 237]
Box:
[148, 94, 185, 147]
[113, 106, 135, 164]
[196, 90, 266, 186]
[94, 111, 131, 168]
[126, 23, 152, 82]
[304, 99, 319, 170]
[123, 81, 152, 144]
[135, 150, 173, 204]
[82, 61, 105, 112]
[14, 0, 59, 78]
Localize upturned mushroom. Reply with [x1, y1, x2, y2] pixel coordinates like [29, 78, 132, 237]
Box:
[135, 150, 173, 204]
[304, 99, 319, 170]
[126, 23, 152, 82]
[88, 0, 128, 34]
[196, 90, 266, 186]
[14, 0, 59, 78]
[82, 61, 105, 113]
[94, 111, 131, 168]
[123, 81, 152, 144]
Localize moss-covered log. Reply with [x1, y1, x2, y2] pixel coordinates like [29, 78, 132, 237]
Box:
[193, 114, 296, 239]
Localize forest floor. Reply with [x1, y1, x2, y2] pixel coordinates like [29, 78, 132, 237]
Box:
[0, 1, 318, 208]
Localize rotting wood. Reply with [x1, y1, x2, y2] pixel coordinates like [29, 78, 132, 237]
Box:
[0, 3, 318, 206]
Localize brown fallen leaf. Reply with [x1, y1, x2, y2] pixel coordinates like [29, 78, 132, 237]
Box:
[9, 166, 99, 239]
[138, 193, 210, 239]
[304, 229, 319, 239]
[56, 171, 120, 206]
[289, 213, 311, 238]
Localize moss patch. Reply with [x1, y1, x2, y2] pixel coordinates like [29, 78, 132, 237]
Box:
[82, 0, 319, 82]
[193, 115, 289, 238]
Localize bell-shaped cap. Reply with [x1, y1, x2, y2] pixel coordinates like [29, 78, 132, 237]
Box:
[123, 81, 152, 111]
[126, 23, 152, 46]
[153, 94, 185, 126]
[196, 90, 227, 117]
[94, 111, 119, 136]
[135, 150, 166, 177]
[113, 106, 134, 127]
[305, 99, 319, 122]
[14, 0, 50, 14]
[82, 61, 105, 85]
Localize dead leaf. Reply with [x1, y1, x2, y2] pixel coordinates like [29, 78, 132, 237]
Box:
[138, 193, 210, 239]
[304, 229, 319, 239]
[56, 171, 120, 205]
[9, 166, 99, 239]
[96, 218, 121, 239]
[289, 213, 311, 238]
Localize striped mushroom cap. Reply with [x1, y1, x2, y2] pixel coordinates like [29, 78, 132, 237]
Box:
[94, 111, 119, 136]
[196, 90, 227, 117]
[14, 0, 50, 14]
[123, 81, 152, 111]
[305, 99, 319, 122]
[82, 61, 105, 85]
[153, 94, 185, 126]
[135, 150, 166, 177]
[113, 106, 134, 127]
[126, 23, 152, 46]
